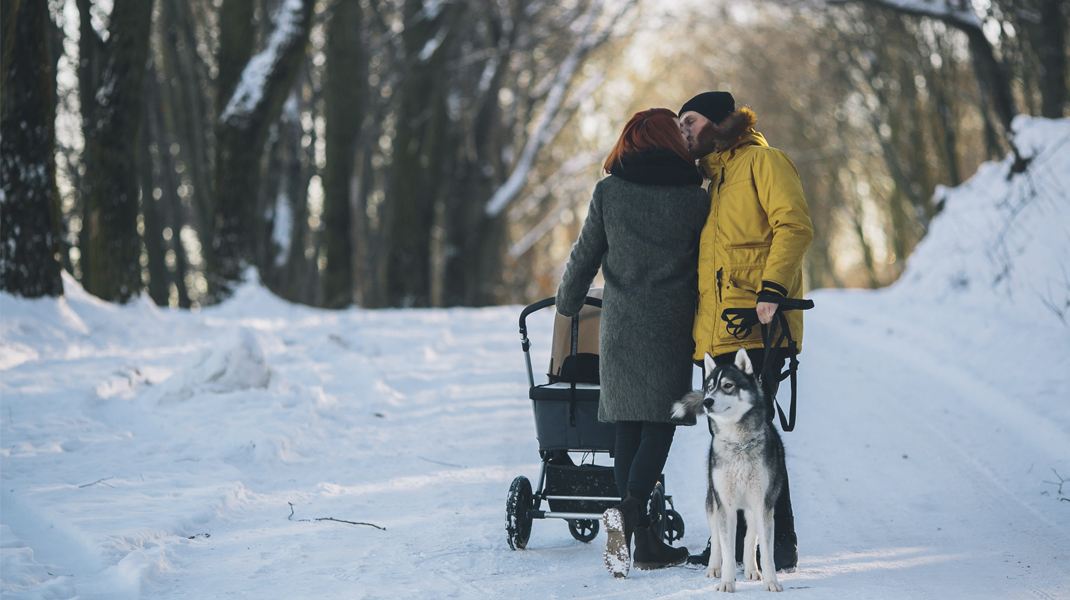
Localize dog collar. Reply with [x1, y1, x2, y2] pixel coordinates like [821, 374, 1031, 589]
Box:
[723, 436, 763, 453]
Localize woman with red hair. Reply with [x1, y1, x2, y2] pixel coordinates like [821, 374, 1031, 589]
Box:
[556, 108, 708, 577]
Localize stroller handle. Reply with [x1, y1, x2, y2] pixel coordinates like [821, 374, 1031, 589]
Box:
[518, 296, 603, 341]
[518, 296, 603, 388]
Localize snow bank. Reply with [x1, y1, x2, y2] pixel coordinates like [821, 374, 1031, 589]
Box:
[0, 525, 76, 599]
[152, 328, 271, 404]
[0, 276, 89, 368]
[891, 117, 1070, 325]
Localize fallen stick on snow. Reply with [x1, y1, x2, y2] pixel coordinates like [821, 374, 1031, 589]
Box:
[287, 502, 385, 530]
[78, 477, 114, 488]
[1043, 468, 1068, 496]
[418, 456, 464, 468]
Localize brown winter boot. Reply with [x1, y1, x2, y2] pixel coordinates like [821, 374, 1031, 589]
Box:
[602, 494, 639, 578]
[632, 525, 689, 570]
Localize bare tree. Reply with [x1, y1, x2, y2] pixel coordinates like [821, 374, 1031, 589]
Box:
[1, 0, 65, 297]
[321, 0, 366, 308]
[209, 0, 317, 300]
[76, 0, 155, 302]
[1003, 0, 1067, 118]
[445, 0, 637, 306]
[822, 0, 1018, 139]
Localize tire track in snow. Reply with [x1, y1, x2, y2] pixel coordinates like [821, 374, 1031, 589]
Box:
[818, 308, 1070, 537]
[793, 297, 1070, 599]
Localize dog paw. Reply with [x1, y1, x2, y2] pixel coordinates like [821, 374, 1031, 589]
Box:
[716, 581, 735, 593]
[745, 568, 760, 580]
[705, 566, 721, 578]
[764, 581, 783, 592]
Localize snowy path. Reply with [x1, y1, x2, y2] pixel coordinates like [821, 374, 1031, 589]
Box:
[2, 277, 1068, 599]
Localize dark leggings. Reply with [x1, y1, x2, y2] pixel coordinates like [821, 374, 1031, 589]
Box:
[614, 421, 676, 526]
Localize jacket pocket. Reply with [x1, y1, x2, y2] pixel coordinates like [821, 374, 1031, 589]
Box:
[724, 244, 770, 270]
[724, 269, 761, 299]
[727, 276, 758, 294]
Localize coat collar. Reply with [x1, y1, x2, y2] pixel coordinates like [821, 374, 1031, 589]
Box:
[697, 108, 767, 178]
[609, 147, 704, 187]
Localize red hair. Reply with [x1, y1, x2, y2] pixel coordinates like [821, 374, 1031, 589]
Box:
[603, 108, 693, 174]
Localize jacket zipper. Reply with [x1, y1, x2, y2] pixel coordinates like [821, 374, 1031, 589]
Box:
[716, 267, 723, 303]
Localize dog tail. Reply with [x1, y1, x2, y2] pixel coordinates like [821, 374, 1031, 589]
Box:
[672, 390, 705, 420]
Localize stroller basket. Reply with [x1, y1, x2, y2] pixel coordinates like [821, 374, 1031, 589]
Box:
[543, 463, 617, 514]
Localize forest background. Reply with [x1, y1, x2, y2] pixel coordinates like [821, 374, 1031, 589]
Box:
[2, 0, 1067, 309]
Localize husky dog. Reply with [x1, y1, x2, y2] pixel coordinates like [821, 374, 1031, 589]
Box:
[673, 349, 786, 592]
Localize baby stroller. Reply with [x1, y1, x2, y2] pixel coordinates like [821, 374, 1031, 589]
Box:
[506, 289, 685, 550]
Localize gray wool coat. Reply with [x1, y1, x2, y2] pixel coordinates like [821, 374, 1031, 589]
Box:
[556, 175, 709, 425]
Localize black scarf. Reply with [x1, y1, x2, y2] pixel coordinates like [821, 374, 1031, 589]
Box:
[608, 147, 703, 187]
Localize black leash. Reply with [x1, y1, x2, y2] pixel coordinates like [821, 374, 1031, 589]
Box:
[720, 296, 814, 432]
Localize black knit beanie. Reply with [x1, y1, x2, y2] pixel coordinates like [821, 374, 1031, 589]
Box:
[679, 92, 735, 125]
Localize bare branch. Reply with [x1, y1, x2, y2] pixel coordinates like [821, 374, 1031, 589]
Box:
[819, 0, 981, 29]
[78, 477, 115, 488]
[287, 502, 386, 530]
[508, 151, 601, 222]
[483, 0, 638, 217]
[508, 196, 578, 259]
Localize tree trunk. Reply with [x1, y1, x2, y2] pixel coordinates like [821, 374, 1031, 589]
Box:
[351, 145, 382, 307]
[78, 0, 155, 303]
[926, 34, 962, 186]
[961, 23, 1017, 136]
[321, 0, 366, 308]
[209, 0, 316, 300]
[216, 0, 256, 118]
[139, 89, 171, 307]
[1036, 0, 1067, 117]
[160, 0, 214, 240]
[1, 0, 65, 297]
[277, 93, 320, 306]
[440, 2, 519, 307]
[380, 0, 458, 307]
[149, 0, 213, 307]
[141, 60, 194, 308]
[446, 116, 508, 306]
[256, 83, 314, 302]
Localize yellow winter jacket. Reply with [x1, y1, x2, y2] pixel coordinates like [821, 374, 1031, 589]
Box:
[693, 109, 813, 361]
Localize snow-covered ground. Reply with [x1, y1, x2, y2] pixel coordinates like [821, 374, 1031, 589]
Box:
[2, 118, 1069, 599]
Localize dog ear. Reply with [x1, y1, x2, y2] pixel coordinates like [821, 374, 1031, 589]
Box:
[704, 352, 716, 378]
[672, 390, 705, 419]
[734, 347, 753, 374]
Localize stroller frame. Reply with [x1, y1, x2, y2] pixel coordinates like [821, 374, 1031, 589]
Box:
[506, 296, 684, 550]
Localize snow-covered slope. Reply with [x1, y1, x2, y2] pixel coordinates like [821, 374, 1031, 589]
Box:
[2, 120, 1068, 599]
[893, 116, 1070, 325]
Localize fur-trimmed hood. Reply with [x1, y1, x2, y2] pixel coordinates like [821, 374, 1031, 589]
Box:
[698, 108, 768, 180]
[707, 107, 759, 154]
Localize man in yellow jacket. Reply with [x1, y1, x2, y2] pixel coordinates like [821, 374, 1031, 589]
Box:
[679, 91, 813, 572]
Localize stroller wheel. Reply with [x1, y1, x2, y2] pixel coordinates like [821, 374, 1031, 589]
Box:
[665, 509, 685, 542]
[567, 519, 599, 543]
[506, 476, 533, 550]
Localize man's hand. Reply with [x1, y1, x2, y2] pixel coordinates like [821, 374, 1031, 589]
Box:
[756, 301, 778, 325]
